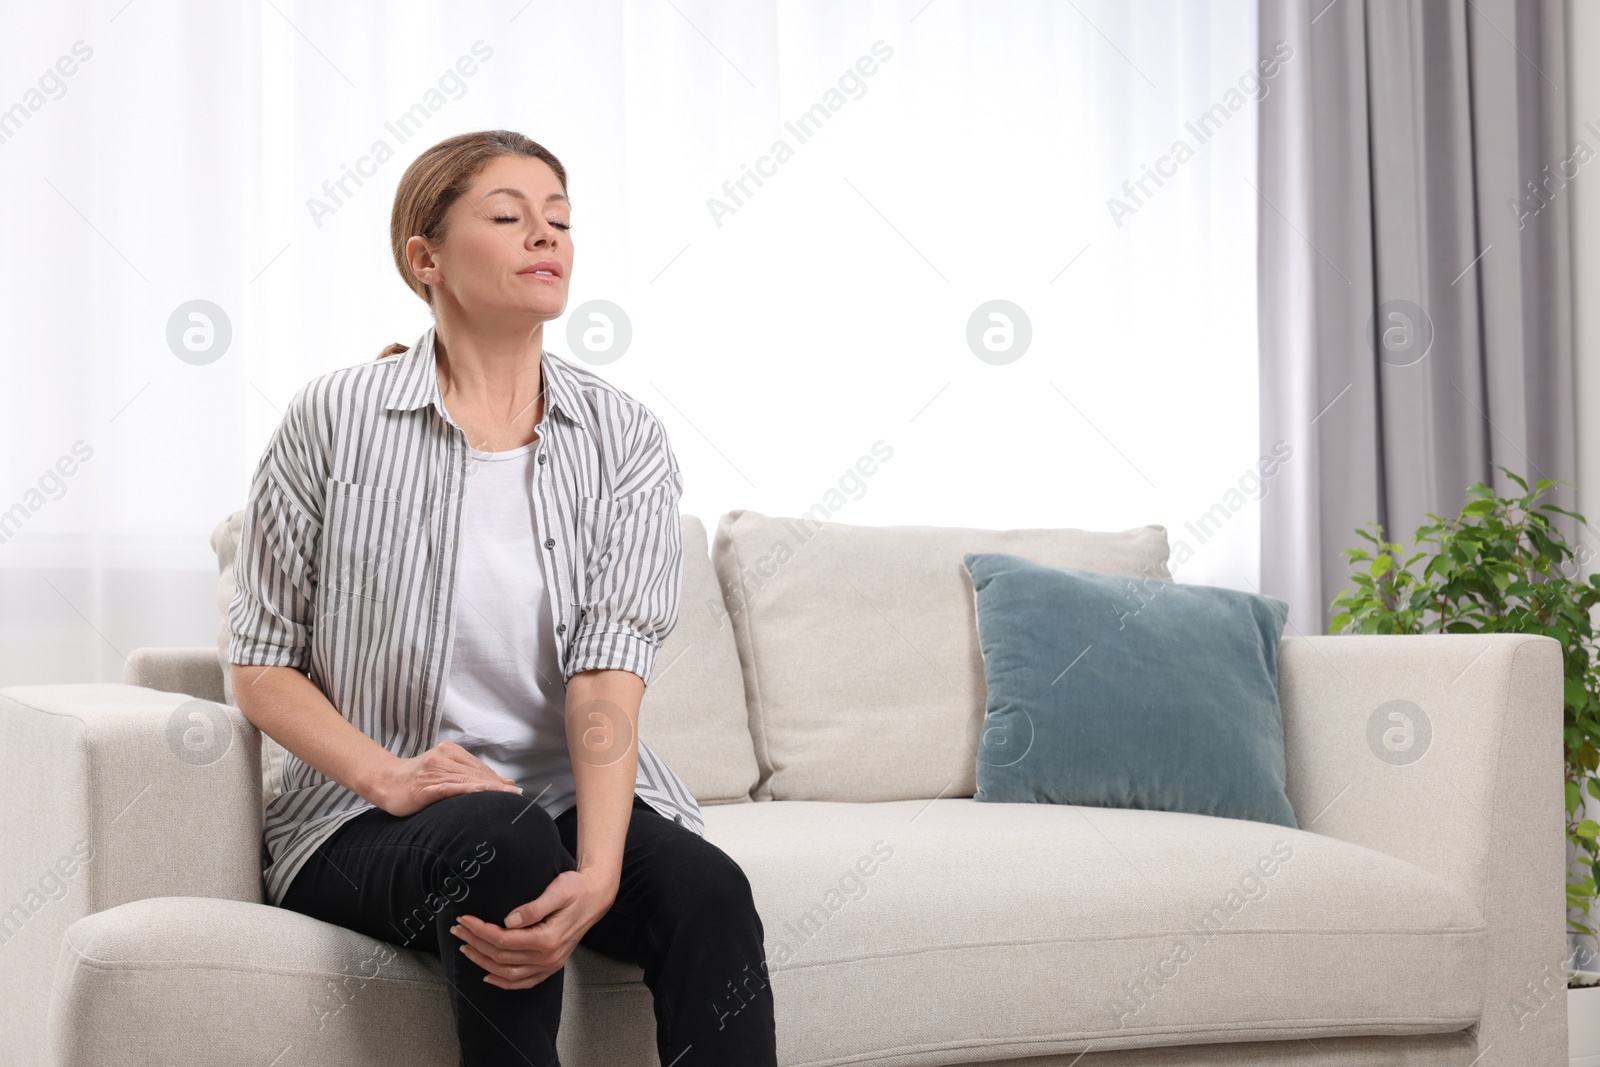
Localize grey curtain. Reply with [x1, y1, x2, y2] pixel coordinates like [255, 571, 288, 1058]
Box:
[1258, 0, 1577, 637]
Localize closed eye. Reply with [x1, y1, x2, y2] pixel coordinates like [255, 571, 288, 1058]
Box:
[493, 215, 571, 231]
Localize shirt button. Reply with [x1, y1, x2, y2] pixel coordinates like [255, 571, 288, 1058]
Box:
[537, 453, 547, 464]
[544, 538, 555, 549]
[673, 813, 685, 825]
[556, 623, 566, 634]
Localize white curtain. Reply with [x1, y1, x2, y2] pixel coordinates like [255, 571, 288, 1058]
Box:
[0, 0, 1259, 685]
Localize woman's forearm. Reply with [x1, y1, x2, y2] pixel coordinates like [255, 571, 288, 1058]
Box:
[565, 667, 645, 890]
[230, 663, 398, 806]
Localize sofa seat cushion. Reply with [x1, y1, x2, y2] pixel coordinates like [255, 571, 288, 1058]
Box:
[50, 803, 1488, 1067]
[49, 895, 662, 1066]
[703, 798, 1486, 1063]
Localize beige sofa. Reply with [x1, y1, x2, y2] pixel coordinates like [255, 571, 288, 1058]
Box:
[0, 509, 1567, 1066]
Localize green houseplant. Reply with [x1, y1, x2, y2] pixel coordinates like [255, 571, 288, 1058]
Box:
[1327, 467, 1600, 986]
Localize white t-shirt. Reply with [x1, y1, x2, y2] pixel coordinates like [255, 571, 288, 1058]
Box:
[435, 437, 577, 821]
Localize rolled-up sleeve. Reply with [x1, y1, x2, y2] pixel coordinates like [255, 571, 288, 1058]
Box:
[566, 408, 685, 685]
[228, 392, 324, 674]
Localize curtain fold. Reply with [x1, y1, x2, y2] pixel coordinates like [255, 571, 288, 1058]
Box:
[1258, 0, 1576, 636]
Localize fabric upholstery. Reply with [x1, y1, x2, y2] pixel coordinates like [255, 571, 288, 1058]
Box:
[1275, 633, 1567, 1066]
[48, 800, 1486, 1066]
[711, 509, 1172, 801]
[0, 683, 265, 1062]
[123, 646, 224, 705]
[963, 553, 1296, 828]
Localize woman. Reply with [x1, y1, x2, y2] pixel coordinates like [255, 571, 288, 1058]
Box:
[227, 129, 778, 1067]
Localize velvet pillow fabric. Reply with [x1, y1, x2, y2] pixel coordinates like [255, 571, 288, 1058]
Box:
[963, 552, 1298, 828]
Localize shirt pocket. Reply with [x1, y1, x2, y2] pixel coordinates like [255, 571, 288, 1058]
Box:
[319, 479, 403, 610]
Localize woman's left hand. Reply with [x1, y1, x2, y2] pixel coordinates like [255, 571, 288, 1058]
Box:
[450, 867, 619, 989]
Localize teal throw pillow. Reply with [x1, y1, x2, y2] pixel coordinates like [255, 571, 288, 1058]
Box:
[962, 552, 1297, 828]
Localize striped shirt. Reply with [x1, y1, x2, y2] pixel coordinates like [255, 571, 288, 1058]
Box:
[228, 323, 705, 909]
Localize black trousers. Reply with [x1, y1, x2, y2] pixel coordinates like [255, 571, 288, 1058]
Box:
[279, 789, 778, 1067]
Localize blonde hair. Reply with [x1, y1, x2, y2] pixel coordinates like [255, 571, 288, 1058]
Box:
[377, 129, 568, 359]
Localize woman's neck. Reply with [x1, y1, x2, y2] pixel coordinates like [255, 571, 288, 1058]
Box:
[433, 326, 547, 452]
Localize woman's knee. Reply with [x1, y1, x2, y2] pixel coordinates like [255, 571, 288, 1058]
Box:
[666, 848, 761, 927]
[422, 791, 573, 901]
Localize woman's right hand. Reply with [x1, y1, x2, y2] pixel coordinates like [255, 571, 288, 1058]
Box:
[369, 740, 525, 817]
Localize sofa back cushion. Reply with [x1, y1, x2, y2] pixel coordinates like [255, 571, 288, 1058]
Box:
[212, 511, 759, 809]
[711, 509, 1172, 802]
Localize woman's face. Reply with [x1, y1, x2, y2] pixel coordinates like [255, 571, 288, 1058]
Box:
[416, 154, 573, 322]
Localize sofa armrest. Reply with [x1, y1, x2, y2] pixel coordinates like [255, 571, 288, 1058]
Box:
[0, 683, 263, 1067]
[124, 646, 227, 704]
[1279, 633, 1564, 1067]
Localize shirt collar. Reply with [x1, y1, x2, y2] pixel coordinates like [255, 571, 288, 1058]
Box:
[382, 323, 589, 430]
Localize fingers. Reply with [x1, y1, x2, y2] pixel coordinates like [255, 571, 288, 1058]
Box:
[435, 741, 518, 786]
[424, 781, 522, 808]
[451, 916, 565, 981]
[464, 938, 545, 971]
[457, 940, 552, 985]
[483, 967, 559, 990]
[454, 913, 526, 954]
[435, 740, 499, 775]
[483, 964, 559, 990]
[433, 739, 470, 765]
[504, 880, 573, 929]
